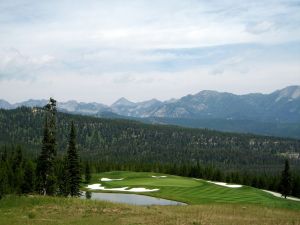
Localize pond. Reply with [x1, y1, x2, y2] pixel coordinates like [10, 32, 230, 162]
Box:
[81, 192, 187, 206]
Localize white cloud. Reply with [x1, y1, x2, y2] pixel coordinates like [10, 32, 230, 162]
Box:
[0, 0, 300, 102]
[0, 48, 56, 80]
[1, 59, 299, 104]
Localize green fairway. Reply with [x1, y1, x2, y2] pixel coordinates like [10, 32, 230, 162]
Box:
[84, 171, 300, 210]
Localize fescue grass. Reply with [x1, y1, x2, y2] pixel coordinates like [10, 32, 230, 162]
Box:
[1, 195, 300, 225]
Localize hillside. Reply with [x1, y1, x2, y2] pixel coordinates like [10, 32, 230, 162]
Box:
[0, 107, 300, 172]
[140, 117, 300, 139]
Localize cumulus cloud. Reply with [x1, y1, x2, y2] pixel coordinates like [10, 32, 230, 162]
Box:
[0, 48, 56, 80]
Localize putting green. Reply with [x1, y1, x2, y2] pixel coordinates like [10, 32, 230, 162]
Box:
[84, 171, 300, 210]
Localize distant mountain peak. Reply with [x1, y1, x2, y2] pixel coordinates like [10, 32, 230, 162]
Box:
[149, 98, 160, 102]
[0, 99, 10, 104]
[111, 97, 136, 107]
[15, 99, 48, 108]
[197, 90, 220, 95]
[164, 98, 178, 104]
[139, 98, 161, 104]
[274, 85, 300, 101]
[0, 99, 12, 109]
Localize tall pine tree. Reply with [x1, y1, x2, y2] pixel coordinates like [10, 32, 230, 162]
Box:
[36, 117, 49, 195]
[67, 121, 81, 197]
[36, 98, 57, 195]
[280, 159, 292, 198]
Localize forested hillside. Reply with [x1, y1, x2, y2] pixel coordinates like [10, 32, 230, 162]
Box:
[0, 107, 300, 172]
[140, 117, 300, 139]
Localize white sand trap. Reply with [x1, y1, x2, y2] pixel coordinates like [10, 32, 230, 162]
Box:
[87, 184, 128, 191]
[207, 181, 242, 188]
[262, 190, 300, 202]
[87, 184, 159, 192]
[151, 176, 167, 178]
[101, 178, 124, 182]
[127, 188, 159, 192]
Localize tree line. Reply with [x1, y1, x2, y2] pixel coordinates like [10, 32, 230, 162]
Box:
[0, 99, 89, 198]
[1, 144, 298, 198]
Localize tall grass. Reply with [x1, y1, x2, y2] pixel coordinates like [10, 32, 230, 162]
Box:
[0, 195, 300, 225]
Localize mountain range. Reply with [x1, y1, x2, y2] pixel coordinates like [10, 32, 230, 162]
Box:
[1, 85, 300, 138]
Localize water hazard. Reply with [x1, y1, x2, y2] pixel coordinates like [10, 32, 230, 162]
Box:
[82, 192, 187, 206]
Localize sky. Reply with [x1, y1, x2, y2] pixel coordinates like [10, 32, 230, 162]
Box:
[0, 0, 300, 105]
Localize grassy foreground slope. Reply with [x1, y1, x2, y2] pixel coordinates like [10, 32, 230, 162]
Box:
[1, 171, 300, 225]
[86, 171, 300, 210]
[1, 195, 300, 225]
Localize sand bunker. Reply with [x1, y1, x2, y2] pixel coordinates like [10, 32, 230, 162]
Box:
[101, 178, 124, 182]
[262, 190, 300, 202]
[126, 187, 159, 192]
[87, 184, 159, 192]
[87, 184, 128, 191]
[207, 181, 242, 188]
[151, 176, 167, 178]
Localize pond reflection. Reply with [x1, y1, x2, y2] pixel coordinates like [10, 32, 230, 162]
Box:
[85, 191, 92, 199]
[81, 192, 186, 206]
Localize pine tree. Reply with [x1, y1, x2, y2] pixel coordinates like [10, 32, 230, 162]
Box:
[36, 117, 50, 195]
[46, 98, 57, 158]
[280, 159, 292, 198]
[12, 145, 23, 172]
[84, 162, 91, 184]
[67, 121, 81, 197]
[36, 98, 57, 195]
[21, 160, 35, 194]
[12, 146, 24, 194]
[56, 156, 70, 196]
[0, 160, 8, 199]
[292, 175, 300, 198]
[1, 147, 8, 162]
